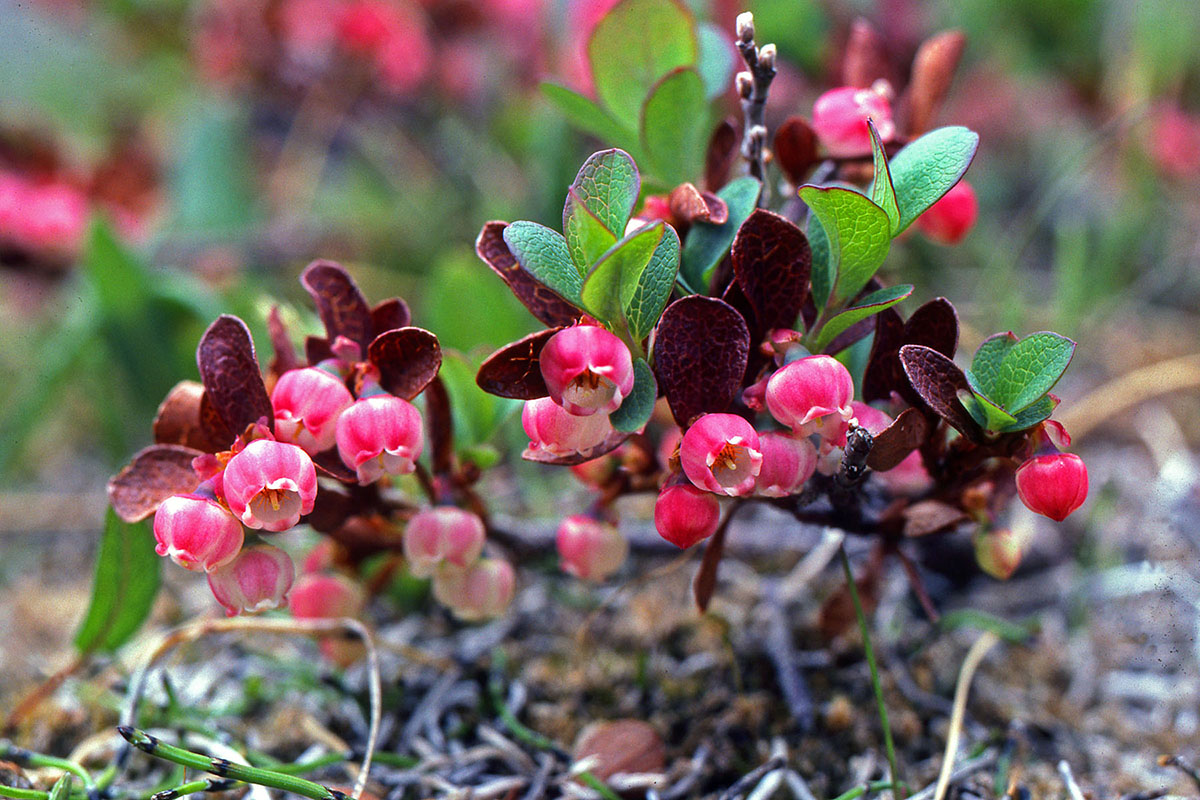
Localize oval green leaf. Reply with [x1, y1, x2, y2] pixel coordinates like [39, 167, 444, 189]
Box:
[889, 125, 979, 233]
[610, 358, 658, 432]
[814, 284, 913, 352]
[797, 185, 891, 306]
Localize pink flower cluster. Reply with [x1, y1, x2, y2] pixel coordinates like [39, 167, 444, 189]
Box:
[404, 506, 515, 620]
[0, 172, 90, 256]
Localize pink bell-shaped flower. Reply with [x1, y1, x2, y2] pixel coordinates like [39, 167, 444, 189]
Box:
[754, 432, 818, 497]
[680, 413, 763, 496]
[222, 439, 318, 532]
[433, 557, 516, 621]
[654, 483, 721, 549]
[336, 394, 424, 485]
[403, 506, 486, 578]
[207, 544, 295, 617]
[1015, 453, 1088, 522]
[917, 180, 978, 245]
[290, 572, 366, 620]
[271, 367, 354, 454]
[153, 492, 244, 572]
[811, 84, 895, 158]
[766, 355, 855, 442]
[521, 396, 614, 458]
[555, 515, 628, 582]
[539, 325, 635, 416]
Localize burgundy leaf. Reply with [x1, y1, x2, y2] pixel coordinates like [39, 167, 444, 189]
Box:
[522, 431, 629, 466]
[573, 721, 666, 781]
[367, 327, 442, 400]
[475, 327, 562, 399]
[301, 260, 374, 352]
[108, 444, 203, 523]
[842, 17, 891, 88]
[196, 315, 273, 435]
[424, 375, 454, 476]
[863, 298, 958, 404]
[822, 316, 877, 355]
[153, 381, 231, 453]
[305, 335, 334, 365]
[904, 297, 959, 359]
[866, 408, 929, 471]
[475, 222, 582, 328]
[266, 305, 299, 378]
[199, 391, 236, 450]
[898, 30, 966, 138]
[773, 116, 819, 185]
[902, 499, 968, 537]
[668, 182, 728, 225]
[370, 297, 412, 335]
[898, 344, 981, 438]
[654, 296, 750, 428]
[692, 519, 728, 612]
[730, 209, 811, 333]
[704, 118, 740, 191]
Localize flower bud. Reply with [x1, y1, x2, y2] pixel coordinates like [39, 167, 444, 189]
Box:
[272, 367, 354, 454]
[811, 85, 895, 158]
[223, 439, 318, 532]
[556, 515, 628, 582]
[521, 396, 614, 458]
[336, 394, 424, 485]
[766, 355, 855, 442]
[433, 558, 516, 621]
[754, 433, 818, 497]
[1015, 453, 1088, 522]
[153, 493, 244, 572]
[539, 325, 635, 417]
[290, 572, 368, 666]
[654, 483, 721, 548]
[974, 527, 1026, 581]
[207, 544, 295, 617]
[403, 506, 486, 578]
[680, 413, 763, 496]
[916, 180, 978, 245]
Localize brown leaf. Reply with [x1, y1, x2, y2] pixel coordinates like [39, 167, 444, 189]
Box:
[668, 182, 728, 225]
[523, 431, 629, 466]
[424, 375, 454, 475]
[866, 408, 930, 471]
[903, 499, 968, 537]
[108, 444, 203, 522]
[367, 327, 442, 400]
[574, 720, 666, 781]
[692, 518, 729, 613]
[196, 315, 273, 435]
[704, 118, 740, 191]
[898, 344, 981, 439]
[266, 305, 300, 378]
[900, 30, 966, 138]
[475, 327, 561, 399]
[153, 380, 231, 453]
[773, 116, 819, 185]
[370, 297, 412, 335]
[731, 209, 811, 334]
[842, 17, 890, 88]
[305, 335, 334, 366]
[903, 296, 959, 358]
[653, 296, 750, 428]
[475, 222, 582, 328]
[301, 260, 374, 352]
[863, 297, 958, 405]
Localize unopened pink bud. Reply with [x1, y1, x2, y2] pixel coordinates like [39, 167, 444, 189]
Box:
[272, 367, 354, 454]
[433, 558, 516, 621]
[916, 180, 977, 245]
[153, 493, 244, 572]
[539, 325, 635, 417]
[680, 413, 763, 496]
[521, 396, 613, 458]
[570, 455, 617, 487]
[766, 355, 855, 442]
[223, 439, 317, 532]
[754, 432, 818, 497]
[812, 85, 895, 158]
[556, 515, 628, 581]
[207, 544, 295, 617]
[290, 572, 366, 619]
[336, 394, 424, 485]
[403, 506, 486, 578]
[654, 483, 721, 548]
[1015, 452, 1088, 522]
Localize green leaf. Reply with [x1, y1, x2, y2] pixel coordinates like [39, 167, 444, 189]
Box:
[75, 508, 160, 654]
[567, 148, 641, 239]
[814, 284, 913, 352]
[888, 125, 979, 233]
[868, 120, 901, 233]
[797, 185, 891, 306]
[169, 99, 258, 237]
[581, 222, 665, 324]
[626, 224, 681, 341]
[696, 23, 735, 99]
[807, 214, 832, 311]
[588, 0, 698, 127]
[997, 394, 1057, 432]
[541, 82, 638, 148]
[679, 176, 761, 291]
[962, 389, 1018, 431]
[610, 358, 658, 432]
[641, 67, 708, 188]
[503, 221, 582, 305]
[564, 189, 619, 272]
[968, 332, 1018, 399]
[990, 332, 1076, 413]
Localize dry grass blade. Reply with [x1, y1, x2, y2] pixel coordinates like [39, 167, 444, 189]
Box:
[1056, 353, 1200, 440]
[932, 631, 1000, 800]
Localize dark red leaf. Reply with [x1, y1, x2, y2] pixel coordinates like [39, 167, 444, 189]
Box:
[668, 182, 728, 225]
[903, 499, 968, 537]
[773, 117, 819, 185]
[196, 315, 273, 435]
[822, 316, 877, 355]
[573, 721, 666, 781]
[863, 298, 958, 404]
[153, 381, 231, 453]
[266, 305, 299, 378]
[301, 260, 374, 352]
[370, 297, 412, 335]
[475, 327, 561, 399]
[108, 444, 203, 523]
[692, 519, 728, 612]
[522, 431, 629, 466]
[653, 296, 750, 428]
[424, 375, 454, 476]
[898, 30, 966, 138]
[704, 118, 740, 191]
[898, 344, 981, 438]
[475, 222, 582, 328]
[730, 209, 810, 333]
[367, 327, 442, 400]
[866, 408, 930, 471]
[904, 297, 959, 359]
[305, 335, 334, 365]
[842, 17, 891, 88]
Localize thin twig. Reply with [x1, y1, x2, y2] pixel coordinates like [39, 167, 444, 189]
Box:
[933, 631, 1001, 800]
[734, 12, 777, 205]
[1057, 761, 1086, 800]
[716, 756, 785, 800]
